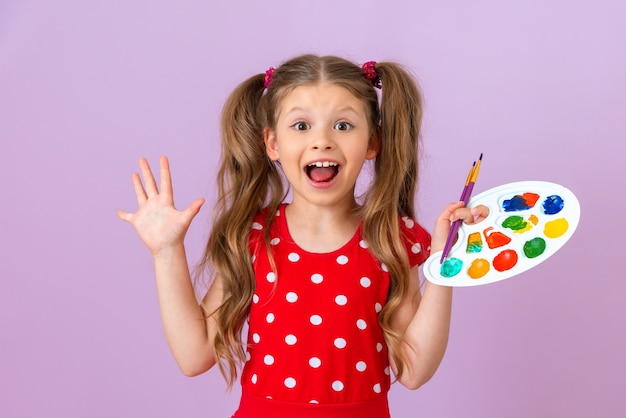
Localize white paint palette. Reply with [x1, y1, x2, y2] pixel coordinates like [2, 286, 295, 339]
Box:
[423, 181, 580, 287]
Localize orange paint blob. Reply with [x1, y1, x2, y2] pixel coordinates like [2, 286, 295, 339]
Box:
[493, 249, 518, 272]
[467, 258, 490, 279]
[483, 227, 512, 249]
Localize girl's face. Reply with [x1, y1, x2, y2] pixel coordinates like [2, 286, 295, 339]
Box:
[264, 83, 378, 209]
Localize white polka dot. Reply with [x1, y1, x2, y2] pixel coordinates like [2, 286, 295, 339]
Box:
[359, 240, 369, 249]
[252, 333, 260, 343]
[252, 222, 263, 230]
[309, 357, 321, 368]
[356, 361, 367, 372]
[381, 263, 388, 272]
[336, 255, 349, 265]
[335, 295, 347, 306]
[357, 319, 367, 330]
[311, 273, 323, 284]
[286, 292, 298, 303]
[251, 373, 258, 384]
[266, 313, 275, 323]
[332, 380, 344, 391]
[376, 342, 383, 352]
[384, 366, 390, 375]
[373, 383, 381, 393]
[285, 334, 297, 345]
[264, 354, 274, 365]
[266, 272, 276, 283]
[375, 303, 382, 313]
[310, 315, 322, 325]
[284, 377, 297, 388]
[334, 338, 347, 349]
[360, 277, 371, 288]
[309, 400, 319, 404]
[252, 294, 259, 304]
[411, 243, 422, 254]
[251, 255, 256, 263]
[288, 252, 300, 262]
[245, 351, 251, 361]
[270, 237, 280, 245]
[404, 218, 415, 228]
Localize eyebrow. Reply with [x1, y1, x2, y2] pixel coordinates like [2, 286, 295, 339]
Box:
[282, 105, 362, 118]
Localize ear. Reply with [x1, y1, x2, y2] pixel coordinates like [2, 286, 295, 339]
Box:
[264, 128, 280, 161]
[365, 127, 381, 160]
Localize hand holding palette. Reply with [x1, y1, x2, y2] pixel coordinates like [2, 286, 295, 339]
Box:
[423, 181, 581, 287]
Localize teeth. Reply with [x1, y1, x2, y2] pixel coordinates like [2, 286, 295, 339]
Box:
[308, 161, 338, 168]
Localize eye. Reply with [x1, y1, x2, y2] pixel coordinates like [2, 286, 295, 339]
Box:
[334, 121, 353, 131]
[292, 121, 310, 131]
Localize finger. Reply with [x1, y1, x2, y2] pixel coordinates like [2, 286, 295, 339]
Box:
[159, 156, 174, 198]
[132, 172, 148, 205]
[437, 201, 465, 223]
[470, 205, 490, 222]
[138, 158, 159, 198]
[452, 208, 476, 224]
[117, 209, 133, 222]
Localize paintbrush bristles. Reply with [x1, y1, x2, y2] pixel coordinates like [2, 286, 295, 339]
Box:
[470, 153, 483, 183]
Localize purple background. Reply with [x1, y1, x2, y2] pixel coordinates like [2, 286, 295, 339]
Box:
[2, 0, 624, 417]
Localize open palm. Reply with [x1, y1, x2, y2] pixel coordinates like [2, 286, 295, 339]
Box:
[118, 156, 205, 255]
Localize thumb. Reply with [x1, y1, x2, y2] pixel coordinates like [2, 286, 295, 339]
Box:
[117, 209, 132, 223]
[182, 198, 205, 221]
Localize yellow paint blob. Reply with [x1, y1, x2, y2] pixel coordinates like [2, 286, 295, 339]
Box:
[544, 218, 569, 238]
[467, 258, 490, 279]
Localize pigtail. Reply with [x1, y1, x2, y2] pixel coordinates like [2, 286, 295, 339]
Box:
[199, 74, 284, 387]
[361, 62, 424, 381]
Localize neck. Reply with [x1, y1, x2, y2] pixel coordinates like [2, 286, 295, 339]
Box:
[284, 198, 361, 253]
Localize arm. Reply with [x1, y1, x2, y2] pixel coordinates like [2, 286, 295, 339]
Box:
[118, 156, 219, 376]
[390, 202, 488, 389]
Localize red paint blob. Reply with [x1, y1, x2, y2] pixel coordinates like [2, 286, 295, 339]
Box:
[493, 249, 518, 272]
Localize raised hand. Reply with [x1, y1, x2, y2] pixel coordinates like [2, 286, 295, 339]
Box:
[117, 156, 205, 256]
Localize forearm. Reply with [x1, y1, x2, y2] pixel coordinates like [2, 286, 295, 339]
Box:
[399, 281, 453, 389]
[153, 244, 215, 376]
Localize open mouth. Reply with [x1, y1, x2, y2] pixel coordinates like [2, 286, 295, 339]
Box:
[305, 161, 340, 183]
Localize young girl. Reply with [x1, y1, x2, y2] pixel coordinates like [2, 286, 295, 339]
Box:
[118, 54, 486, 418]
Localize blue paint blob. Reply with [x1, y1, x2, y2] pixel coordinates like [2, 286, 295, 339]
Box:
[440, 258, 463, 278]
[543, 195, 564, 215]
[502, 193, 539, 212]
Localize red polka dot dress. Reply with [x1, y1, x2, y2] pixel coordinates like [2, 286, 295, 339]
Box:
[233, 204, 431, 418]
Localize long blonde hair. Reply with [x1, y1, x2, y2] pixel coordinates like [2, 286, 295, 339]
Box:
[199, 54, 424, 387]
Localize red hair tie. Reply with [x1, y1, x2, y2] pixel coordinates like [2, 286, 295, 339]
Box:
[362, 61, 381, 88]
[264, 67, 275, 89]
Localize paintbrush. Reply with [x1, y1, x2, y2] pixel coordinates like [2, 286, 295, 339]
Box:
[440, 153, 483, 263]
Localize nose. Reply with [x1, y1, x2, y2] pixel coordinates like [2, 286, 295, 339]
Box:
[310, 129, 335, 151]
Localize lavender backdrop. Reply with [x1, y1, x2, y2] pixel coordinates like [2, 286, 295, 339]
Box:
[2, 0, 624, 417]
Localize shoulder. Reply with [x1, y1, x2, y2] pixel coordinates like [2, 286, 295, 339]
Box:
[398, 215, 431, 266]
[249, 205, 283, 248]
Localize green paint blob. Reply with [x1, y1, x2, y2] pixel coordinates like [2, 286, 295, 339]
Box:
[523, 237, 546, 258]
[440, 258, 463, 278]
[502, 215, 528, 231]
